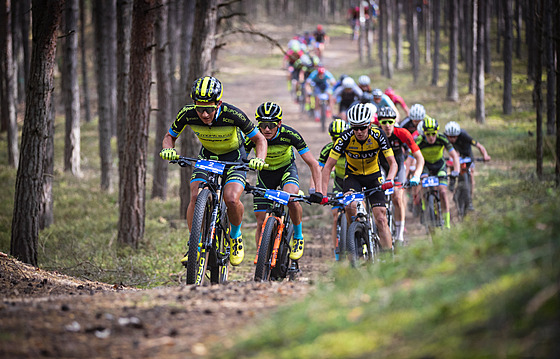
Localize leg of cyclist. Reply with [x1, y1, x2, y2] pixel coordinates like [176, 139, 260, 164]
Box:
[223, 181, 246, 265]
[372, 206, 392, 249]
[438, 183, 451, 229]
[186, 180, 201, 231]
[392, 188, 406, 242]
[284, 182, 304, 260]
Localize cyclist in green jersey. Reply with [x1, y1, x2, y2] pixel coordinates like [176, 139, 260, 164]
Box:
[317, 118, 349, 258]
[160, 76, 268, 266]
[414, 118, 460, 229]
[245, 102, 325, 260]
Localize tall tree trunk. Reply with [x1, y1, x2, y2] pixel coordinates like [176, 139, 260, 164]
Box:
[556, 1, 560, 186]
[152, 0, 171, 200]
[1, 0, 19, 167]
[385, 0, 393, 78]
[167, 0, 180, 114]
[447, 0, 459, 101]
[394, 0, 403, 70]
[116, 0, 133, 203]
[410, 0, 419, 83]
[118, 0, 157, 248]
[514, 0, 522, 59]
[475, 0, 486, 123]
[545, 0, 555, 135]
[502, 0, 513, 115]
[79, 0, 92, 123]
[484, 0, 491, 73]
[424, 0, 431, 63]
[93, 0, 114, 191]
[533, 0, 544, 178]
[431, 0, 440, 86]
[40, 95, 55, 229]
[11, 0, 63, 266]
[63, 0, 81, 176]
[469, 0, 478, 94]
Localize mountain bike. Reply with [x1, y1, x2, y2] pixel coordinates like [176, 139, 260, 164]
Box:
[448, 157, 484, 221]
[344, 186, 385, 267]
[317, 92, 329, 132]
[325, 193, 348, 261]
[419, 175, 445, 233]
[244, 184, 313, 281]
[170, 156, 255, 286]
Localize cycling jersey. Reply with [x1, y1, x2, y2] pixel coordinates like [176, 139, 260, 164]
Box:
[314, 30, 326, 43]
[450, 130, 478, 158]
[329, 127, 394, 176]
[169, 102, 259, 156]
[245, 124, 309, 171]
[415, 133, 455, 167]
[379, 127, 420, 183]
[373, 94, 398, 113]
[318, 142, 346, 179]
[306, 69, 336, 92]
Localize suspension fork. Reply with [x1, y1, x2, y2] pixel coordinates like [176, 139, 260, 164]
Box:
[270, 216, 286, 268]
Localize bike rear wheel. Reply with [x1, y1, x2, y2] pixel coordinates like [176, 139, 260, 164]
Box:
[187, 188, 213, 285]
[454, 173, 471, 221]
[271, 222, 292, 280]
[255, 217, 277, 281]
[210, 202, 229, 284]
[347, 221, 366, 267]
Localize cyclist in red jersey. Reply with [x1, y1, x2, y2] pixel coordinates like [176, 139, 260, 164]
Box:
[384, 87, 409, 116]
[378, 107, 424, 245]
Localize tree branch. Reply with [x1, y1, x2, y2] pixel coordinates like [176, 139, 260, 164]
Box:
[215, 28, 286, 55]
[218, 0, 243, 8]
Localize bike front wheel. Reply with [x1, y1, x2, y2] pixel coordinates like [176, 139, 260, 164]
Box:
[186, 188, 213, 285]
[347, 221, 366, 267]
[337, 213, 348, 260]
[254, 217, 278, 281]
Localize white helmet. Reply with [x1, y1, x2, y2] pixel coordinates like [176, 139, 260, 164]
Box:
[444, 121, 461, 136]
[342, 77, 355, 89]
[347, 103, 374, 127]
[358, 75, 371, 86]
[416, 120, 424, 136]
[409, 103, 426, 121]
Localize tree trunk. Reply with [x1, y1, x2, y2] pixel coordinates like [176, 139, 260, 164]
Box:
[152, 0, 171, 200]
[377, 0, 385, 72]
[179, 0, 217, 220]
[514, 0, 522, 59]
[385, 0, 393, 78]
[118, 0, 157, 248]
[475, 0, 486, 123]
[424, 0, 431, 64]
[93, 1, 114, 191]
[545, 0, 555, 135]
[447, 0, 459, 101]
[116, 0, 133, 203]
[431, 0, 440, 86]
[1, 0, 19, 167]
[11, 0, 63, 266]
[533, 0, 543, 178]
[410, 0, 419, 83]
[394, 0, 403, 70]
[469, 0, 478, 94]
[556, 1, 560, 186]
[484, 0, 491, 73]
[502, 0, 513, 115]
[63, 0, 81, 176]
[79, 0, 92, 123]
[40, 95, 55, 229]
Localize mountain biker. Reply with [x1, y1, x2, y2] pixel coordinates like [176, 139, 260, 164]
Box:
[377, 107, 424, 245]
[313, 24, 328, 59]
[245, 102, 325, 261]
[317, 118, 349, 259]
[414, 117, 460, 229]
[333, 77, 363, 121]
[358, 75, 372, 94]
[160, 76, 267, 266]
[372, 88, 399, 122]
[384, 87, 409, 116]
[320, 103, 398, 250]
[283, 41, 304, 97]
[305, 65, 337, 122]
[408, 103, 427, 137]
[444, 121, 491, 210]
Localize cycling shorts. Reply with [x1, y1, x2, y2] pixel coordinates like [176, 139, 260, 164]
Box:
[253, 162, 299, 212]
[343, 172, 385, 208]
[313, 86, 333, 97]
[380, 156, 407, 185]
[422, 161, 448, 186]
[191, 147, 247, 187]
[331, 176, 344, 210]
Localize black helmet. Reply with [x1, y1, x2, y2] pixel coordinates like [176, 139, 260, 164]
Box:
[378, 106, 397, 119]
[255, 102, 282, 122]
[360, 92, 374, 103]
[191, 76, 223, 103]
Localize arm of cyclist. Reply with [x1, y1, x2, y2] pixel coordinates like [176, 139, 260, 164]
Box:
[320, 157, 337, 203]
[475, 142, 491, 162]
[449, 148, 461, 176]
[382, 154, 398, 190]
[247, 131, 268, 170]
[160, 133, 179, 160]
[409, 150, 424, 186]
[300, 152, 325, 204]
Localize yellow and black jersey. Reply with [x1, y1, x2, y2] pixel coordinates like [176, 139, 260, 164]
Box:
[245, 124, 309, 171]
[168, 102, 259, 155]
[329, 127, 394, 176]
[318, 142, 346, 179]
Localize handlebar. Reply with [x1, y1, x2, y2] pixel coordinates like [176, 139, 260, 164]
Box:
[169, 156, 268, 171]
[324, 186, 382, 206]
[244, 184, 313, 204]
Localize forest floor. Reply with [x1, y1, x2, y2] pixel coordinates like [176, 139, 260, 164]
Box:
[0, 29, 428, 358]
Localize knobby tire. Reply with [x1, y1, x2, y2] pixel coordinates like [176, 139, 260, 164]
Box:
[455, 173, 471, 221]
[337, 213, 348, 260]
[347, 221, 366, 267]
[255, 217, 277, 281]
[186, 188, 213, 285]
[271, 222, 292, 280]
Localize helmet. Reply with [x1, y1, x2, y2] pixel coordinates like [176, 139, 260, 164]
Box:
[422, 117, 439, 132]
[255, 102, 282, 122]
[318, 66, 326, 75]
[372, 88, 383, 98]
[378, 106, 397, 119]
[360, 92, 374, 103]
[342, 77, 355, 89]
[444, 121, 461, 136]
[409, 104, 426, 121]
[300, 54, 312, 67]
[347, 103, 374, 126]
[317, 24, 323, 31]
[339, 74, 348, 82]
[191, 76, 223, 103]
[358, 75, 371, 86]
[416, 121, 424, 136]
[385, 87, 395, 97]
[289, 40, 301, 52]
[328, 118, 349, 138]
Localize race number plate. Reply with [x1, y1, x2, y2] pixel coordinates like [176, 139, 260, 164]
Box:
[384, 187, 394, 195]
[264, 189, 290, 205]
[195, 160, 225, 175]
[343, 192, 365, 206]
[422, 176, 439, 187]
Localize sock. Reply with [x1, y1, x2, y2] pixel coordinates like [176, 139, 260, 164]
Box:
[444, 212, 451, 229]
[395, 221, 405, 241]
[230, 223, 242, 239]
[293, 223, 303, 239]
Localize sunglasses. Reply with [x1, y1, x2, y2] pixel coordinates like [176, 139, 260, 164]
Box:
[258, 122, 279, 130]
[195, 105, 218, 114]
[379, 119, 396, 125]
[352, 126, 369, 132]
[425, 131, 438, 136]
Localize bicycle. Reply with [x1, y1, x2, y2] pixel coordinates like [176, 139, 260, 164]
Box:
[170, 156, 255, 286]
[344, 186, 386, 267]
[447, 157, 484, 221]
[325, 193, 348, 261]
[317, 92, 329, 132]
[244, 184, 312, 281]
[419, 175, 446, 233]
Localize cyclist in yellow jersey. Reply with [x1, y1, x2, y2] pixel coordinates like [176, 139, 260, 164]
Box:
[245, 102, 325, 261]
[160, 76, 267, 266]
[414, 117, 460, 229]
[320, 104, 398, 250]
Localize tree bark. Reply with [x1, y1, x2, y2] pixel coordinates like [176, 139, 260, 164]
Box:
[469, 0, 477, 94]
[152, 0, 171, 200]
[447, 0, 459, 101]
[475, 0, 486, 123]
[384, 0, 393, 78]
[118, 0, 157, 248]
[11, 0, 63, 266]
[502, 0, 513, 115]
[79, 0, 92, 123]
[545, 0, 555, 135]
[431, 0, 440, 86]
[394, 0, 403, 70]
[63, 0, 81, 176]
[533, 0, 543, 178]
[410, 0, 419, 83]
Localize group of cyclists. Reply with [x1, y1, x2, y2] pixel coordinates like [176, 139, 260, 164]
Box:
[159, 72, 491, 272]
